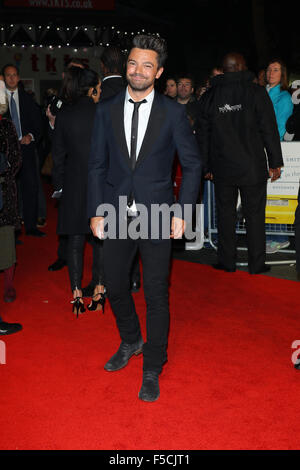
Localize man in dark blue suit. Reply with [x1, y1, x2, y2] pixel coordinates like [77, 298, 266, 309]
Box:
[3, 64, 43, 237]
[87, 35, 202, 402]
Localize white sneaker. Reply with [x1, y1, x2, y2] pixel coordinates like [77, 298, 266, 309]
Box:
[266, 240, 290, 254]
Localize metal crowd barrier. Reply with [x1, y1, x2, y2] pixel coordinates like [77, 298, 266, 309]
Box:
[206, 142, 300, 267]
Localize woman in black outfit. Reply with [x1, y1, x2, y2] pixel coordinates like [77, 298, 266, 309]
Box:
[0, 77, 22, 334]
[52, 67, 105, 316]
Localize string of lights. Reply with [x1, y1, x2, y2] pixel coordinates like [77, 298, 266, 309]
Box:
[0, 23, 161, 52]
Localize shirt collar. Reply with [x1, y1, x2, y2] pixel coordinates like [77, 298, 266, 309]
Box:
[6, 87, 18, 96]
[102, 75, 122, 82]
[266, 84, 281, 95]
[125, 86, 155, 105]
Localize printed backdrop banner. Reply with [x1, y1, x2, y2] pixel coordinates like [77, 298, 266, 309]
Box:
[3, 0, 114, 9]
[267, 142, 300, 197]
[265, 142, 300, 224]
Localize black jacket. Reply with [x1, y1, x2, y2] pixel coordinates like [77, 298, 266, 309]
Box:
[198, 70, 283, 185]
[4, 87, 42, 157]
[52, 96, 97, 234]
[285, 103, 300, 141]
[87, 90, 202, 240]
[0, 118, 22, 228]
[100, 76, 126, 101]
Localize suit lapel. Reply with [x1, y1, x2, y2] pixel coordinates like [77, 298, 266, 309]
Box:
[18, 88, 25, 131]
[110, 91, 131, 169]
[135, 92, 166, 170]
[110, 91, 166, 171]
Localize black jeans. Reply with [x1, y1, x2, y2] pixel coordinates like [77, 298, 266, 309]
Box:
[103, 237, 172, 374]
[61, 234, 140, 285]
[68, 234, 104, 291]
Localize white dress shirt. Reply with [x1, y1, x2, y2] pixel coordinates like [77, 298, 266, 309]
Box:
[102, 74, 123, 82]
[124, 87, 154, 159]
[124, 87, 154, 214]
[5, 87, 36, 142]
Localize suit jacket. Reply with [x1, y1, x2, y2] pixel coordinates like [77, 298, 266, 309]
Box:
[4, 87, 42, 160]
[52, 96, 97, 234]
[87, 89, 202, 240]
[100, 76, 126, 101]
[198, 71, 284, 185]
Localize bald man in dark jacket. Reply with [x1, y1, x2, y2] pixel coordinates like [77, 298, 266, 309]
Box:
[198, 53, 283, 274]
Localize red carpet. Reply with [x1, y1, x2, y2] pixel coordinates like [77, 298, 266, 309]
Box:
[1, 183, 300, 450]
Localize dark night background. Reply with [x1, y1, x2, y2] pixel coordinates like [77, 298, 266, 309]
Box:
[0, 0, 299, 88]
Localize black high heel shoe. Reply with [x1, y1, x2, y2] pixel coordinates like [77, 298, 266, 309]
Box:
[87, 292, 105, 314]
[71, 297, 86, 318]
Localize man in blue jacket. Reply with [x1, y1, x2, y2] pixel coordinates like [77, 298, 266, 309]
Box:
[87, 35, 202, 402]
[3, 64, 43, 237]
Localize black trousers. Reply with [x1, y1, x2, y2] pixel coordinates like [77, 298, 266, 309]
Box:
[59, 234, 104, 288]
[215, 181, 267, 273]
[68, 234, 104, 291]
[59, 234, 141, 285]
[103, 237, 172, 374]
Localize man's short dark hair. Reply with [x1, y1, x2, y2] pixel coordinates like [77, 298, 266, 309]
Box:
[2, 63, 20, 76]
[131, 35, 168, 68]
[101, 45, 124, 74]
[177, 75, 195, 89]
[222, 52, 247, 73]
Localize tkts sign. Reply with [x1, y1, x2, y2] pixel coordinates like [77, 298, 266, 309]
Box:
[4, 0, 114, 9]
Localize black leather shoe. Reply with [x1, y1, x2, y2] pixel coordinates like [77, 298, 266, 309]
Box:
[104, 337, 144, 371]
[0, 321, 22, 335]
[131, 280, 141, 293]
[138, 371, 160, 402]
[82, 282, 96, 298]
[26, 229, 46, 237]
[249, 265, 271, 275]
[212, 263, 236, 272]
[48, 258, 67, 271]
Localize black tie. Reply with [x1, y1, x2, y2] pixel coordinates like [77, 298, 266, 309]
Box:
[127, 99, 146, 208]
[129, 98, 146, 171]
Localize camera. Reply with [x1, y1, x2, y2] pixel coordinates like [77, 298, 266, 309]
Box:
[46, 94, 64, 116]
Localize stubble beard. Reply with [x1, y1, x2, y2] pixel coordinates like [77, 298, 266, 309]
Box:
[127, 74, 153, 93]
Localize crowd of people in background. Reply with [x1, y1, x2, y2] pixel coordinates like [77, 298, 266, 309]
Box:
[0, 40, 300, 340]
[164, 57, 300, 255]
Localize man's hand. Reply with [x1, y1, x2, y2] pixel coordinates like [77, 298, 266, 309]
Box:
[20, 134, 32, 145]
[46, 105, 56, 128]
[269, 167, 282, 182]
[204, 172, 213, 180]
[90, 216, 105, 239]
[170, 216, 186, 239]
